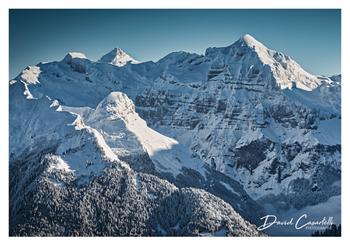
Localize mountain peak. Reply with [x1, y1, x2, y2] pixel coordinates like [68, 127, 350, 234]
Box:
[62, 52, 87, 63]
[205, 35, 322, 91]
[111, 47, 127, 56]
[238, 34, 269, 51]
[242, 34, 258, 45]
[98, 48, 140, 67]
[96, 92, 135, 118]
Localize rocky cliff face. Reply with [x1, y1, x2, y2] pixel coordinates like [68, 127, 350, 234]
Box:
[133, 35, 341, 211]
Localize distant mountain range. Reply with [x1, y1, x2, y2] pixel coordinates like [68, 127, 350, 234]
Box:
[9, 34, 341, 236]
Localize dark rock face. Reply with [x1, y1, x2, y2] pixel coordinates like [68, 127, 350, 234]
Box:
[282, 142, 302, 162]
[235, 140, 269, 173]
[257, 165, 340, 210]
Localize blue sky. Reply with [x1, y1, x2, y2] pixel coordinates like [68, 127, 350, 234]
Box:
[9, 9, 340, 78]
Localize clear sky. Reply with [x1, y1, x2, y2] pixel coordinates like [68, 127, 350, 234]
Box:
[9, 9, 341, 79]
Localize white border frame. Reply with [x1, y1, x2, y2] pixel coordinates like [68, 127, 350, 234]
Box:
[1, 1, 349, 245]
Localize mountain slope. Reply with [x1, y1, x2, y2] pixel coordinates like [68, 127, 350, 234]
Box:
[9, 80, 261, 236]
[61, 91, 265, 224]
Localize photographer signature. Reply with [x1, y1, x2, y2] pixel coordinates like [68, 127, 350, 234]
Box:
[257, 214, 334, 231]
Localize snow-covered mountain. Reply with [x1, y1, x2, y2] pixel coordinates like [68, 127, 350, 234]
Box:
[205, 34, 325, 91]
[60, 91, 264, 224]
[98, 48, 140, 67]
[9, 81, 261, 236]
[9, 34, 340, 236]
[134, 35, 341, 226]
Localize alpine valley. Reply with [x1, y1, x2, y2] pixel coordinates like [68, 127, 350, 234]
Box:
[9, 34, 341, 236]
